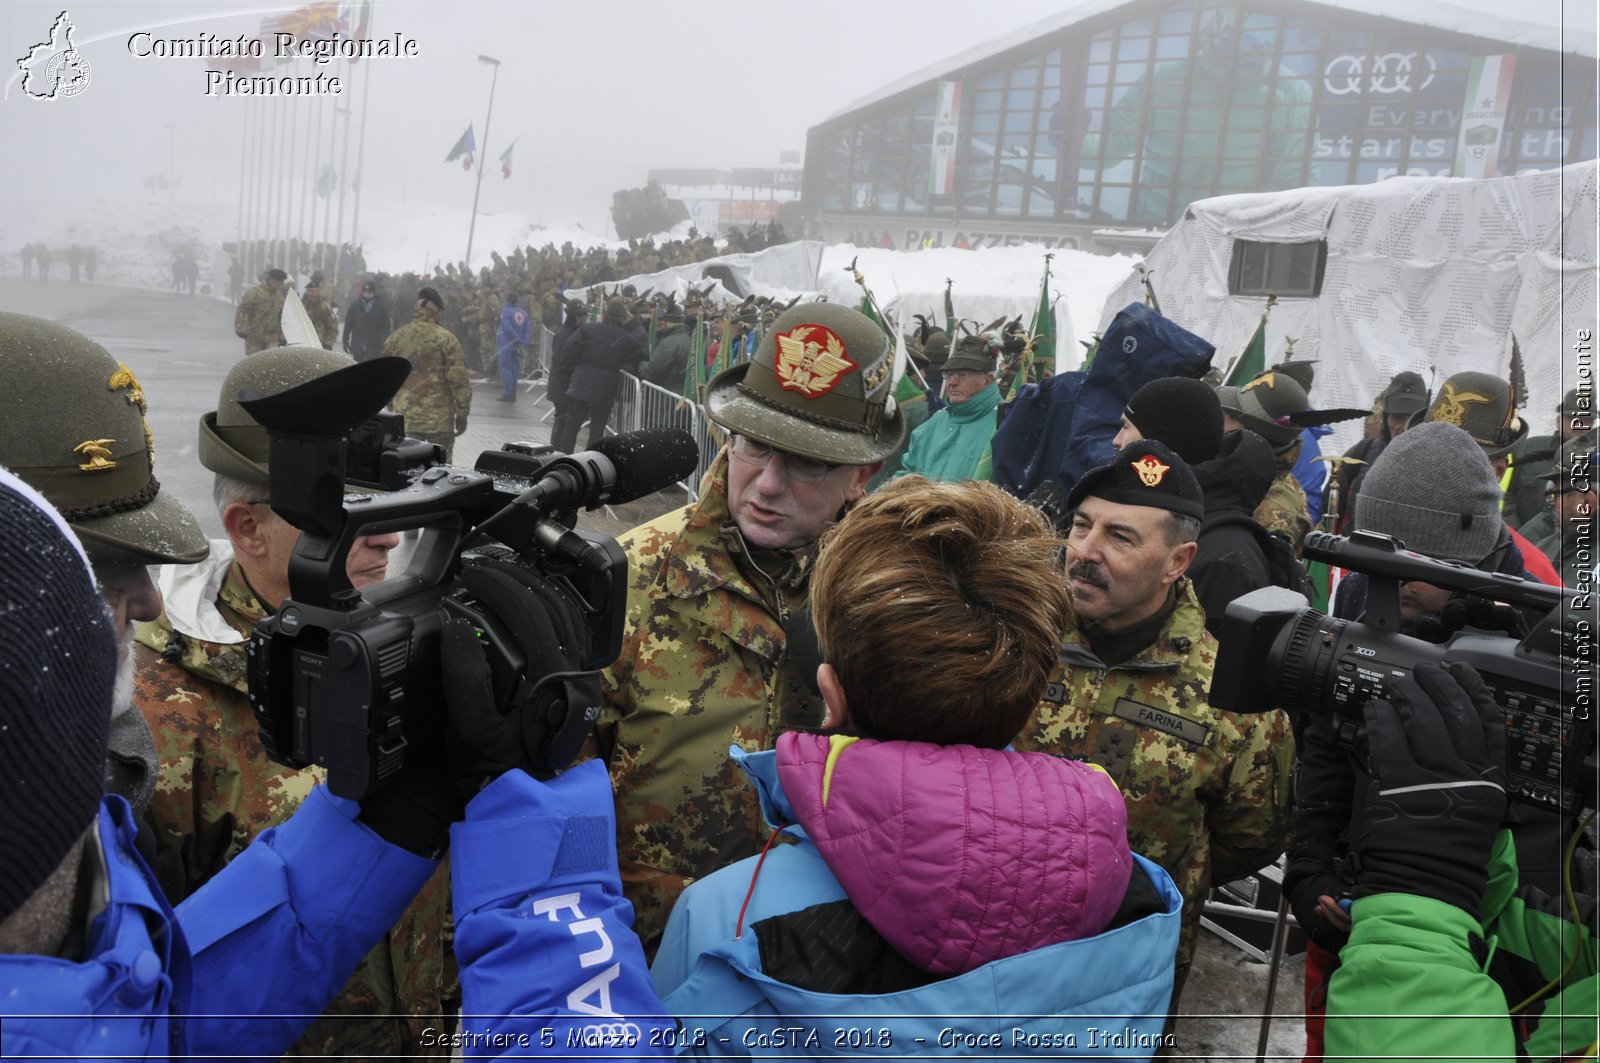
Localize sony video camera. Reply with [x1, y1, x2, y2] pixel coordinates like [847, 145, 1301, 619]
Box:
[1210, 530, 1595, 814]
[242, 357, 698, 799]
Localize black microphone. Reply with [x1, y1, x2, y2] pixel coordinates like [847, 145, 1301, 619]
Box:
[513, 428, 699, 513]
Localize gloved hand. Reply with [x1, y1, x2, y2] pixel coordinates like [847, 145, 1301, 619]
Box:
[1284, 849, 1351, 951]
[357, 694, 466, 859]
[1351, 661, 1507, 918]
[439, 561, 601, 797]
[342, 341, 351, 354]
[456, 413, 469, 434]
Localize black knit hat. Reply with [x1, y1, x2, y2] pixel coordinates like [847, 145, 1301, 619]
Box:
[1123, 377, 1224, 464]
[0, 468, 116, 921]
[1067, 440, 1204, 520]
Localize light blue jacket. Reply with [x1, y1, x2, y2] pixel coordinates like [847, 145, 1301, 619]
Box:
[896, 380, 1002, 482]
[653, 747, 1182, 1059]
[0, 788, 438, 1060]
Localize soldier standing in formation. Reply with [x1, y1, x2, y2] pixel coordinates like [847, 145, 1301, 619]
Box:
[302, 276, 339, 350]
[592, 302, 905, 953]
[386, 286, 472, 461]
[1012, 439, 1293, 1030]
[233, 267, 287, 355]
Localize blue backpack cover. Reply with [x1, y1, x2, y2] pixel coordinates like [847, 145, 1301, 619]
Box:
[992, 303, 1216, 497]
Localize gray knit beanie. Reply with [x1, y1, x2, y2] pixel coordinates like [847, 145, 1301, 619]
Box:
[1354, 421, 1506, 561]
[0, 467, 115, 920]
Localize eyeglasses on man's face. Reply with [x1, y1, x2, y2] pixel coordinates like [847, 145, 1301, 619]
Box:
[729, 435, 840, 484]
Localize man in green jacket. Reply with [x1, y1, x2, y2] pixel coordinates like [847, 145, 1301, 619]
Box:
[896, 335, 1000, 483]
[1326, 661, 1596, 1062]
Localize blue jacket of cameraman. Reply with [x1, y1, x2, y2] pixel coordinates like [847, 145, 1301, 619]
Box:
[0, 787, 438, 1060]
[3, 763, 677, 1061]
[450, 760, 675, 1058]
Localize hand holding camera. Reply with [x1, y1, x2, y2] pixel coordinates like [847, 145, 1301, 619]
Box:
[1352, 660, 1508, 918]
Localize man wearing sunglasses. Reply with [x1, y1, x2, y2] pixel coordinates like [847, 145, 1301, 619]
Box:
[592, 302, 905, 955]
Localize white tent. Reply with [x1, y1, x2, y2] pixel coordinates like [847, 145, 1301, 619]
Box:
[1096, 160, 1598, 455]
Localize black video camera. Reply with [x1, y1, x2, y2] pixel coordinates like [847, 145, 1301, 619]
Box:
[1211, 530, 1595, 814]
[242, 357, 697, 799]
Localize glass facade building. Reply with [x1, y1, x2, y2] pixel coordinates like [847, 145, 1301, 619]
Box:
[802, 0, 1596, 249]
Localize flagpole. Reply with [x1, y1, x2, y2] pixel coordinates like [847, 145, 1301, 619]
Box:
[299, 85, 320, 258]
[267, 95, 284, 269]
[333, 65, 357, 284]
[347, 49, 372, 262]
[234, 102, 250, 300]
[463, 54, 501, 269]
[320, 97, 340, 269]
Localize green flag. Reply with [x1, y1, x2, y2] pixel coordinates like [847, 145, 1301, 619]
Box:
[1028, 259, 1055, 379]
[944, 278, 957, 338]
[1226, 296, 1276, 386]
[682, 315, 706, 403]
[1226, 316, 1267, 386]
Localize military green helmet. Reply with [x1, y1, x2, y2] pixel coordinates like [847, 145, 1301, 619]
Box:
[922, 330, 951, 367]
[0, 312, 208, 565]
[703, 302, 906, 465]
[1216, 370, 1309, 448]
[199, 346, 356, 485]
[1409, 370, 1527, 459]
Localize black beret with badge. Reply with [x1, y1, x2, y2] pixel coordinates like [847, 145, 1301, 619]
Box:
[1066, 439, 1204, 520]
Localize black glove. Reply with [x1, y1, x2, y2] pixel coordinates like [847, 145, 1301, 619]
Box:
[455, 413, 469, 434]
[440, 561, 602, 797]
[1351, 661, 1507, 918]
[357, 689, 466, 859]
[1284, 849, 1351, 952]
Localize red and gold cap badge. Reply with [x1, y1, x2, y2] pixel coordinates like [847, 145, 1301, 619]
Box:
[773, 324, 857, 399]
[1131, 454, 1170, 486]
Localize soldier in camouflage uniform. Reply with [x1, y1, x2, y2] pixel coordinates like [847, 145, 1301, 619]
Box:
[596, 301, 906, 954]
[1218, 371, 1313, 551]
[132, 347, 457, 1058]
[302, 276, 339, 349]
[233, 267, 287, 355]
[0, 313, 211, 823]
[476, 279, 499, 376]
[1011, 440, 1293, 1015]
[387, 287, 473, 462]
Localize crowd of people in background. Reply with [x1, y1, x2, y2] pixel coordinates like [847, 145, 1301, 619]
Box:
[16, 243, 96, 283]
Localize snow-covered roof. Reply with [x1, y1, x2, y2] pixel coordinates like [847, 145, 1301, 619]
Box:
[820, 0, 1594, 125]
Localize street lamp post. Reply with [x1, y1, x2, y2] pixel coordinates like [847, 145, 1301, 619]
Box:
[463, 54, 500, 270]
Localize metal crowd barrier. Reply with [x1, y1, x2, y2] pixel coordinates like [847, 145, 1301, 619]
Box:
[521, 325, 555, 398]
[609, 373, 723, 502]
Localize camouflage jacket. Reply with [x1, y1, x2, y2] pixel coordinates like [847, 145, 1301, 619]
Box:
[133, 552, 456, 1058]
[386, 304, 472, 436]
[1255, 467, 1312, 553]
[596, 453, 824, 955]
[234, 282, 285, 354]
[305, 295, 339, 348]
[1012, 579, 1294, 972]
